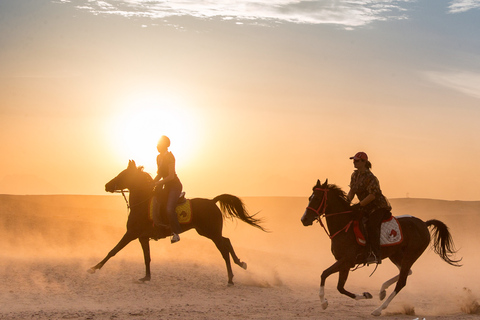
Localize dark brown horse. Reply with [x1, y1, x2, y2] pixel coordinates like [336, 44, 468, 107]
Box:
[301, 180, 461, 316]
[88, 160, 265, 285]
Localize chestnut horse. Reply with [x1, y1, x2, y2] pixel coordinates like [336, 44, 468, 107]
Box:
[301, 180, 461, 316]
[88, 160, 265, 285]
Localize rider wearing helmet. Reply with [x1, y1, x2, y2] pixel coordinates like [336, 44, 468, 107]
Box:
[152, 135, 183, 243]
[347, 152, 391, 264]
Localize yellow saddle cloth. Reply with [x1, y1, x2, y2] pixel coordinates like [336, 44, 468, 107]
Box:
[148, 199, 192, 224]
[175, 200, 192, 224]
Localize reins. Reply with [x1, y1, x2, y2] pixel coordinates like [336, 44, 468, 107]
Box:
[306, 187, 353, 239]
[113, 190, 130, 213]
[113, 189, 152, 213]
[306, 186, 380, 274]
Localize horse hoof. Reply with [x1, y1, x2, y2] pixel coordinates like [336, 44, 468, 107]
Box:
[379, 290, 386, 301]
[371, 309, 382, 316]
[138, 276, 151, 282]
[228, 282, 234, 287]
[321, 299, 328, 310]
[364, 292, 373, 299]
[241, 262, 247, 270]
[87, 268, 96, 274]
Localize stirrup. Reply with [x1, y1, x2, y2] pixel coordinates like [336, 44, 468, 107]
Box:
[171, 233, 180, 244]
[366, 252, 381, 265]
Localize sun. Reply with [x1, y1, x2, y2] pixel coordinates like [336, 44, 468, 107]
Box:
[108, 93, 201, 174]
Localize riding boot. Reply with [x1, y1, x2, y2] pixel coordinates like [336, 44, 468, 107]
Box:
[168, 210, 181, 244]
[367, 227, 382, 264]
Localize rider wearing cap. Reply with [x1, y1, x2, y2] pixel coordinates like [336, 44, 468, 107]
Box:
[347, 152, 391, 264]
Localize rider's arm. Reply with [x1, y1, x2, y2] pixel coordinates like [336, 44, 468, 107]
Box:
[347, 189, 355, 203]
[359, 193, 375, 207]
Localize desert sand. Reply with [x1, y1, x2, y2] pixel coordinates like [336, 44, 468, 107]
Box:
[0, 194, 479, 319]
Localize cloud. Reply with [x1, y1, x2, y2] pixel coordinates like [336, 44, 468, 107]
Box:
[426, 70, 480, 100]
[448, 0, 480, 13]
[55, 0, 413, 28]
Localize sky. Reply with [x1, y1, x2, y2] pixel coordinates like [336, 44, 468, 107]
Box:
[1, 0, 479, 200]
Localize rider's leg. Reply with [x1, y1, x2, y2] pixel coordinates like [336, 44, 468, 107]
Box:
[166, 183, 182, 243]
[366, 210, 384, 264]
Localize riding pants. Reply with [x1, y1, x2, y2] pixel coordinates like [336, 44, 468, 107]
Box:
[153, 180, 183, 235]
[366, 208, 391, 257]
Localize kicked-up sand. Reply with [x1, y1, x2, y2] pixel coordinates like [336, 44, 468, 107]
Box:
[0, 195, 479, 319]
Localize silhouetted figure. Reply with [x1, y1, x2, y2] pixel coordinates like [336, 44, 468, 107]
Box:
[153, 135, 182, 243]
[347, 152, 391, 264]
[91, 160, 266, 285]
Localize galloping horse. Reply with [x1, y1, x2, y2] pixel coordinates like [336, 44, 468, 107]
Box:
[301, 180, 461, 316]
[88, 160, 266, 285]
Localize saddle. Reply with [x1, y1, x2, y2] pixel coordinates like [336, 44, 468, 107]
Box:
[178, 191, 186, 205]
[353, 216, 403, 247]
[149, 192, 192, 224]
[175, 199, 192, 224]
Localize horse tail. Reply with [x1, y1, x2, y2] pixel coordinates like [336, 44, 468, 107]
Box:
[213, 194, 267, 232]
[426, 219, 462, 267]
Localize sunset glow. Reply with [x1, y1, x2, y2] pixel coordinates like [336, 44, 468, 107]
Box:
[2, 3, 479, 318]
[1, 0, 479, 200]
[107, 93, 203, 173]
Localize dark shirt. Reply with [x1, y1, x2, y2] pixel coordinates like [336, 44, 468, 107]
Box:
[156, 152, 180, 188]
[349, 170, 391, 213]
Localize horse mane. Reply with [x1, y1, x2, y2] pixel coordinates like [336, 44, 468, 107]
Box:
[136, 166, 154, 184]
[325, 183, 350, 206]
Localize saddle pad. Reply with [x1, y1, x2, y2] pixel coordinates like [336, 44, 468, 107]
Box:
[354, 216, 403, 246]
[380, 216, 403, 246]
[175, 200, 192, 224]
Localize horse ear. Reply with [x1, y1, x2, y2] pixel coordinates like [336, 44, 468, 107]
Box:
[316, 179, 321, 187]
[322, 179, 329, 187]
[128, 160, 136, 168]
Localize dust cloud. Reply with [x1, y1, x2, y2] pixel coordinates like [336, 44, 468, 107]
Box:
[0, 194, 479, 319]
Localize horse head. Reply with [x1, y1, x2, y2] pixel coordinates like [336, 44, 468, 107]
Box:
[301, 179, 351, 227]
[105, 160, 150, 193]
[301, 179, 329, 226]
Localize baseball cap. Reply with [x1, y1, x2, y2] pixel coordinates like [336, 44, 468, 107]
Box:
[349, 152, 368, 161]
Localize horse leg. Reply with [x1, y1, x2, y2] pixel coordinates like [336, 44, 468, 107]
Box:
[319, 259, 351, 309]
[88, 233, 136, 274]
[335, 268, 373, 301]
[379, 262, 412, 301]
[138, 237, 151, 282]
[372, 264, 412, 316]
[212, 237, 234, 286]
[223, 237, 247, 270]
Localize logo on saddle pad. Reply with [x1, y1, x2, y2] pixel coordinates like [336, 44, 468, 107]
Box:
[148, 199, 192, 224]
[175, 200, 192, 224]
[354, 216, 403, 246]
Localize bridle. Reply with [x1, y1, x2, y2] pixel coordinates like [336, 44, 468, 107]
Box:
[112, 188, 152, 213]
[108, 168, 154, 213]
[306, 187, 353, 239]
[112, 189, 131, 212]
[306, 187, 329, 217]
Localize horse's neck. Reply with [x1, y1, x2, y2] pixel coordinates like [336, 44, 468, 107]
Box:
[325, 202, 352, 235]
[129, 188, 152, 201]
[128, 188, 152, 210]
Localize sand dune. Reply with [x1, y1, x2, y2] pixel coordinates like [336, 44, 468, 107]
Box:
[0, 194, 479, 319]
